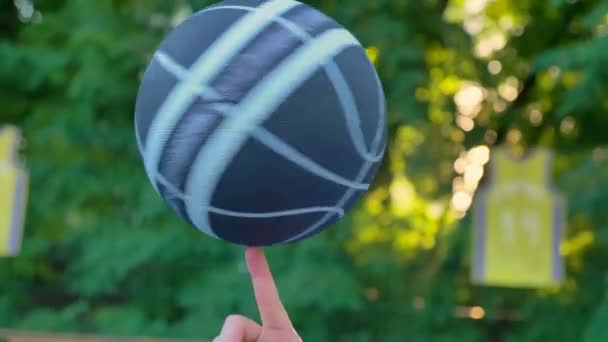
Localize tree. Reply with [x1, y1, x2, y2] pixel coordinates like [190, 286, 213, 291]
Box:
[1, 0, 607, 341]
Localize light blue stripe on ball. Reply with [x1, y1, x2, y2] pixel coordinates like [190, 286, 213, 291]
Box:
[185, 28, 363, 238]
[143, 0, 300, 204]
[209, 4, 384, 163]
[134, 0, 387, 245]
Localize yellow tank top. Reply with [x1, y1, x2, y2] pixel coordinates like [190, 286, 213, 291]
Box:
[0, 126, 28, 257]
[473, 147, 564, 288]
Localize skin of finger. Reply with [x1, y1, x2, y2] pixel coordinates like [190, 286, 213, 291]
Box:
[258, 328, 303, 342]
[245, 247, 292, 330]
[215, 314, 262, 342]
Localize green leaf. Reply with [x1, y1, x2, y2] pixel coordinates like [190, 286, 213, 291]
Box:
[584, 297, 608, 342]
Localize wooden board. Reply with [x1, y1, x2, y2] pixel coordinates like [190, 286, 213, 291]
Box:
[0, 330, 206, 342]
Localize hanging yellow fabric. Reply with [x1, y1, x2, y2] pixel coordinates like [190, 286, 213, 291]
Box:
[0, 125, 28, 257]
[472, 147, 565, 288]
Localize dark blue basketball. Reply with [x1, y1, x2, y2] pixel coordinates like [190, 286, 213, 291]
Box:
[134, 0, 387, 246]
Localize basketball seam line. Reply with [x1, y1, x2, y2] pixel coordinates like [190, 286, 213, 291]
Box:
[211, 4, 384, 162]
[152, 51, 370, 190]
[138, 1, 386, 241]
[142, 0, 301, 206]
[138, 2, 384, 188]
[155, 171, 345, 218]
[184, 28, 364, 237]
[148, 55, 351, 218]
[180, 4, 386, 243]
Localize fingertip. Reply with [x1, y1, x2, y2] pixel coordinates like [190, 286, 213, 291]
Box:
[245, 246, 258, 259]
[245, 246, 262, 259]
[245, 247, 265, 275]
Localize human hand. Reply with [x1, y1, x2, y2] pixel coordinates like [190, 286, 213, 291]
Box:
[213, 247, 301, 342]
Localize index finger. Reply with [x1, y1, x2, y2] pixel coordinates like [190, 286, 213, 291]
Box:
[245, 247, 292, 330]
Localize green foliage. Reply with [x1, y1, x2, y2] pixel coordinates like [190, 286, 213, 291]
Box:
[1, 0, 608, 341]
[584, 297, 608, 342]
[533, 37, 608, 118]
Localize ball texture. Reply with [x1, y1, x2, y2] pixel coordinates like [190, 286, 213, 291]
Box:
[134, 0, 387, 246]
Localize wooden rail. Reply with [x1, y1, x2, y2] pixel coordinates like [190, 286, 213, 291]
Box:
[0, 330, 206, 342]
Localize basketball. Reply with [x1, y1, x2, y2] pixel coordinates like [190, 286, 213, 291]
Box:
[134, 0, 387, 246]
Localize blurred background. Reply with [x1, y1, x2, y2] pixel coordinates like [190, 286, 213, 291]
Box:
[1, 0, 608, 341]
